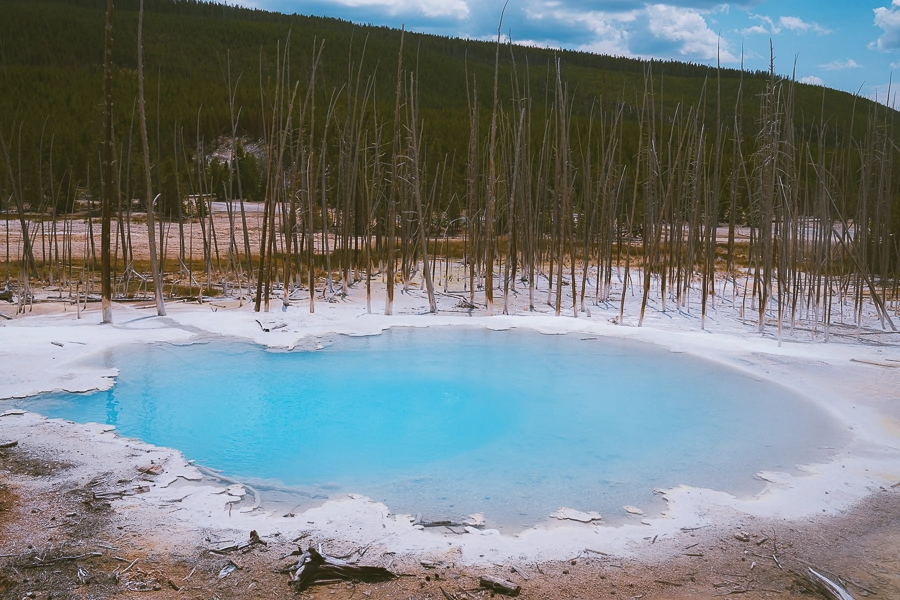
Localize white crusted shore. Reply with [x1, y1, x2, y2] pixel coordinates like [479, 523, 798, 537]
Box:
[1, 283, 899, 566]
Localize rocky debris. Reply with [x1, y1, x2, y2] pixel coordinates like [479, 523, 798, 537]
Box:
[137, 464, 163, 476]
[208, 530, 268, 554]
[287, 546, 396, 593]
[479, 574, 521, 596]
[549, 507, 602, 523]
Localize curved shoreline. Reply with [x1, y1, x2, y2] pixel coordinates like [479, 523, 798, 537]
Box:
[1, 294, 899, 567]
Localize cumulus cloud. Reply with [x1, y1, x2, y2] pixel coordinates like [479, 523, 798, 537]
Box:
[799, 75, 824, 85]
[642, 4, 737, 61]
[778, 15, 830, 35]
[574, 15, 635, 57]
[741, 14, 830, 36]
[334, 0, 469, 18]
[874, 1, 900, 51]
[525, 3, 737, 63]
[741, 14, 777, 35]
[522, 3, 636, 56]
[739, 24, 768, 35]
[819, 59, 862, 70]
[867, 82, 900, 107]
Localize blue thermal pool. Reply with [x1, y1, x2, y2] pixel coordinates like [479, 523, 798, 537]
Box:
[15, 327, 847, 530]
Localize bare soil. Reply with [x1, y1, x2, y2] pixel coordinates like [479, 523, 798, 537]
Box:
[2, 211, 898, 599]
[1, 438, 898, 600]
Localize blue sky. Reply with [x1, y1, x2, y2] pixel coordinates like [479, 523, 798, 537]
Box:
[234, 0, 900, 104]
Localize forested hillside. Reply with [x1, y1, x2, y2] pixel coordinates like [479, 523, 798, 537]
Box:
[1, 0, 898, 331]
[0, 0, 882, 215]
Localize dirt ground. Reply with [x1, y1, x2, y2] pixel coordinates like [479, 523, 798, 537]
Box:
[1, 209, 899, 599]
[1, 436, 898, 600]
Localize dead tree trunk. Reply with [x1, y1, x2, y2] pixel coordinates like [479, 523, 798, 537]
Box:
[100, 0, 115, 323]
[137, 0, 165, 316]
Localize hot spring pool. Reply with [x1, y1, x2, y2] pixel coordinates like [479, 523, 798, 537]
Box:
[16, 327, 847, 530]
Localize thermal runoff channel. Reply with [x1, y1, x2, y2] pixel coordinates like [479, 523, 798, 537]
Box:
[17, 328, 846, 530]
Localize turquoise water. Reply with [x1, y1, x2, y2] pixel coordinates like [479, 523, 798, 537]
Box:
[16, 327, 846, 530]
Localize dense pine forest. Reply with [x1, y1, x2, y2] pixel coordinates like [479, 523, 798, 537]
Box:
[1, 0, 898, 335]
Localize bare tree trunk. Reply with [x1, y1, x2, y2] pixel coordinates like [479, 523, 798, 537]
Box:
[100, 0, 114, 323]
[0, 129, 37, 280]
[385, 28, 404, 316]
[484, 4, 508, 315]
[137, 0, 165, 316]
[407, 73, 437, 313]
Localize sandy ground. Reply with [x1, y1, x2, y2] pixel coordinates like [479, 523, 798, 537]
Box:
[0, 266, 899, 599]
[2, 208, 764, 292]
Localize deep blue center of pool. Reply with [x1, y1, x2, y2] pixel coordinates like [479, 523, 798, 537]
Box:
[18, 327, 845, 529]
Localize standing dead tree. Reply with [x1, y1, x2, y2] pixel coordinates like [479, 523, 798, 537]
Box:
[100, 0, 115, 324]
[137, 0, 165, 316]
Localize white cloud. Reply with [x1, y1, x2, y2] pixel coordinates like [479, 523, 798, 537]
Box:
[524, 4, 636, 57]
[739, 24, 768, 36]
[799, 75, 824, 85]
[745, 14, 779, 35]
[819, 58, 862, 70]
[867, 82, 900, 107]
[874, 2, 900, 51]
[743, 13, 830, 36]
[524, 3, 741, 63]
[574, 16, 634, 57]
[475, 2, 742, 64]
[645, 4, 737, 62]
[778, 15, 831, 35]
[329, 0, 469, 19]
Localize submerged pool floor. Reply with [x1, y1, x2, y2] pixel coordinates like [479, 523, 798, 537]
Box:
[19, 327, 846, 530]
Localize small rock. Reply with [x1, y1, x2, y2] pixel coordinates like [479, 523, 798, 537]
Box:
[464, 512, 486, 527]
[218, 560, 241, 579]
[138, 464, 164, 476]
[550, 508, 602, 523]
[734, 532, 750, 542]
[225, 484, 246, 497]
[623, 505, 644, 515]
[479, 574, 521, 596]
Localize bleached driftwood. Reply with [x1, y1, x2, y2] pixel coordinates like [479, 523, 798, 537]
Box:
[550, 507, 602, 523]
[209, 530, 267, 554]
[805, 567, 855, 600]
[479, 574, 521, 596]
[289, 547, 395, 592]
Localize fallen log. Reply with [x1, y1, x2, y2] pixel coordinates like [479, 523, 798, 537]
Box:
[479, 574, 521, 596]
[421, 520, 460, 528]
[289, 547, 395, 592]
[440, 586, 458, 600]
[209, 530, 267, 554]
[805, 568, 855, 600]
[23, 551, 102, 568]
